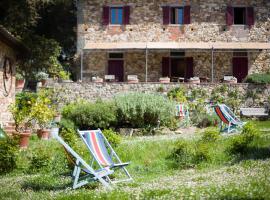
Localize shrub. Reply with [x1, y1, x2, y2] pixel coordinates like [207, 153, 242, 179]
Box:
[62, 100, 117, 130]
[0, 137, 19, 174]
[102, 129, 121, 148]
[194, 142, 211, 163]
[201, 128, 220, 142]
[169, 140, 196, 168]
[59, 119, 78, 147]
[197, 114, 219, 128]
[245, 73, 270, 84]
[227, 122, 260, 154]
[114, 93, 175, 128]
[29, 147, 53, 172]
[167, 87, 187, 103]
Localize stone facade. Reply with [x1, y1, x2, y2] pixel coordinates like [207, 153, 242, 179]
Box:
[47, 82, 270, 109]
[77, 0, 270, 82]
[0, 40, 17, 126]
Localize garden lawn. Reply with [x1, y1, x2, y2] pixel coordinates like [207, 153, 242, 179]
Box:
[0, 121, 270, 200]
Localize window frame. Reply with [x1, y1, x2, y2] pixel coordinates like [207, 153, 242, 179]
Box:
[110, 6, 124, 25]
[170, 7, 184, 25]
[233, 6, 247, 25]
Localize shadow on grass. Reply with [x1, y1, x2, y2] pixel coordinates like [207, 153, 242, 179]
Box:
[21, 180, 70, 192]
[233, 146, 270, 163]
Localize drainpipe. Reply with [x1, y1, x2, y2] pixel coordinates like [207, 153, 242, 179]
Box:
[80, 49, 83, 82]
[211, 47, 214, 83]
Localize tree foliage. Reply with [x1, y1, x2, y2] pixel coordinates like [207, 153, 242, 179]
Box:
[0, 0, 76, 80]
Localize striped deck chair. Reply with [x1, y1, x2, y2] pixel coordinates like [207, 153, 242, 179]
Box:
[78, 129, 132, 184]
[176, 104, 190, 127]
[214, 104, 245, 133]
[51, 131, 114, 189]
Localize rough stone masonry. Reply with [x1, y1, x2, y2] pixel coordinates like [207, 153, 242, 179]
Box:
[77, 0, 270, 82]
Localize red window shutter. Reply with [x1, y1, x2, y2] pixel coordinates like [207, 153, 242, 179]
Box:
[162, 57, 170, 77]
[247, 7, 254, 27]
[185, 57, 194, 79]
[163, 6, 170, 25]
[226, 6, 233, 26]
[183, 6, 191, 24]
[123, 6, 130, 25]
[102, 6, 110, 25]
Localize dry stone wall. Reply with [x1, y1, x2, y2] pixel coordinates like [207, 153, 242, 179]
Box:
[47, 82, 270, 109]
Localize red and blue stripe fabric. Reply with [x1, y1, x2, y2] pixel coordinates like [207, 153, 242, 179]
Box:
[83, 130, 113, 167]
[214, 106, 230, 124]
[176, 104, 185, 117]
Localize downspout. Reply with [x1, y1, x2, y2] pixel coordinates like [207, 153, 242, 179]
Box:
[145, 45, 148, 82]
[80, 49, 83, 82]
[211, 46, 214, 83]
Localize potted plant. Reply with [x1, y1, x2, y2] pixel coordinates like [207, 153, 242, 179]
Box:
[159, 77, 170, 83]
[15, 73, 25, 89]
[35, 72, 49, 87]
[32, 90, 56, 140]
[58, 70, 72, 83]
[10, 92, 36, 149]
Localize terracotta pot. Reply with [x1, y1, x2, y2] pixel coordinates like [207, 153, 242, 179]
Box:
[128, 80, 139, 83]
[93, 78, 104, 83]
[19, 130, 31, 149]
[16, 79, 25, 89]
[41, 79, 47, 86]
[37, 129, 50, 140]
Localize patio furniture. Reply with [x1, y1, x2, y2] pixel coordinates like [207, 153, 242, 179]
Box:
[127, 75, 139, 83]
[214, 104, 245, 133]
[159, 77, 170, 83]
[105, 75, 115, 82]
[78, 129, 132, 184]
[92, 76, 104, 83]
[176, 104, 190, 127]
[51, 131, 114, 189]
[223, 76, 237, 83]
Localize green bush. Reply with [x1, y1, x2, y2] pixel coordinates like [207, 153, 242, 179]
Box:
[29, 147, 53, 172]
[169, 140, 196, 168]
[0, 137, 19, 174]
[115, 93, 175, 128]
[197, 114, 219, 128]
[102, 129, 121, 148]
[245, 73, 270, 84]
[201, 128, 220, 142]
[62, 100, 117, 130]
[167, 87, 187, 103]
[59, 119, 78, 147]
[227, 122, 259, 154]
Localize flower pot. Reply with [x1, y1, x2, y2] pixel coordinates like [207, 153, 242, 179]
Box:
[41, 79, 47, 86]
[37, 129, 50, 140]
[19, 130, 31, 149]
[54, 114, 61, 123]
[159, 77, 170, 83]
[93, 78, 103, 83]
[16, 79, 25, 89]
[50, 127, 59, 138]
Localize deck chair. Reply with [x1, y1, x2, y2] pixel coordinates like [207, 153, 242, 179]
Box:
[51, 131, 114, 189]
[214, 104, 245, 133]
[176, 104, 190, 127]
[78, 129, 132, 184]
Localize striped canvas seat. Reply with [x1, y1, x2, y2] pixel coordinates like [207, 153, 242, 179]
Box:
[214, 104, 245, 133]
[78, 129, 132, 184]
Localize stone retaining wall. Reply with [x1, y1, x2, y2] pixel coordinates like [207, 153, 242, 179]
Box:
[47, 82, 270, 109]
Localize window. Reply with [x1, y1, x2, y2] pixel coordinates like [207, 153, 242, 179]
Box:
[170, 51, 185, 57]
[233, 51, 248, 57]
[234, 7, 246, 25]
[109, 53, 123, 59]
[110, 7, 123, 25]
[170, 7, 184, 24]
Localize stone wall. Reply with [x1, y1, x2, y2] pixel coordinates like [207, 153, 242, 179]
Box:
[82, 50, 270, 82]
[78, 0, 270, 82]
[0, 40, 17, 126]
[77, 0, 270, 50]
[47, 82, 270, 109]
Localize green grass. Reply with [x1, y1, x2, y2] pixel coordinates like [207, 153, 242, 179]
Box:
[0, 120, 270, 199]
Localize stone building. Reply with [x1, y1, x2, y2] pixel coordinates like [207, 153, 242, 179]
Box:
[77, 0, 270, 83]
[0, 26, 27, 127]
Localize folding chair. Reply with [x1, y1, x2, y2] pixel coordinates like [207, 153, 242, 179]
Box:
[176, 104, 190, 127]
[51, 132, 114, 189]
[78, 129, 132, 184]
[214, 104, 245, 133]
